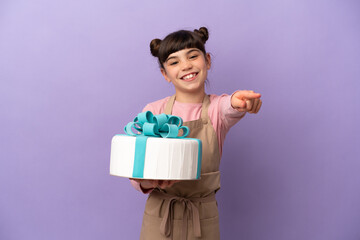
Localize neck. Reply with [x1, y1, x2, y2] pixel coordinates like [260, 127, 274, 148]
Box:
[175, 91, 206, 103]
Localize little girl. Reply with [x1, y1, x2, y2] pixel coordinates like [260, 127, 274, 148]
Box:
[130, 27, 262, 240]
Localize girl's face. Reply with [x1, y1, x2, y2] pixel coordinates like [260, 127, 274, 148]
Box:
[161, 48, 211, 97]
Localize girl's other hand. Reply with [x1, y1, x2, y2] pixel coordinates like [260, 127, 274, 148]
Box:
[231, 90, 262, 113]
[130, 178, 180, 190]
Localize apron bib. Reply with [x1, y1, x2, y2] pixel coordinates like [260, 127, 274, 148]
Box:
[140, 95, 221, 240]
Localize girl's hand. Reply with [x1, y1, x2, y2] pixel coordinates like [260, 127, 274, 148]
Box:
[231, 90, 262, 113]
[130, 178, 180, 190]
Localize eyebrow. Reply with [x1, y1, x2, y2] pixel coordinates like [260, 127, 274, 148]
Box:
[165, 49, 200, 62]
[186, 49, 200, 55]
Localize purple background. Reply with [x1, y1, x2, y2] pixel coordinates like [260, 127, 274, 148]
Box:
[1, 0, 359, 239]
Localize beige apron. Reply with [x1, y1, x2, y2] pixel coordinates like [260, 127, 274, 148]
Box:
[140, 95, 221, 240]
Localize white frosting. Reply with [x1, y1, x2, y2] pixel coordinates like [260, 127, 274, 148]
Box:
[110, 135, 200, 180]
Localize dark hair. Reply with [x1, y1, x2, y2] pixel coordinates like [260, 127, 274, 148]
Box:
[150, 27, 209, 68]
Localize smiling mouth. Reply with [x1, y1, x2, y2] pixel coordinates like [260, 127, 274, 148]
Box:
[181, 73, 198, 81]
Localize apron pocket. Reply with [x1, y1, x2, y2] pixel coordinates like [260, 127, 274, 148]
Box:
[198, 215, 220, 240]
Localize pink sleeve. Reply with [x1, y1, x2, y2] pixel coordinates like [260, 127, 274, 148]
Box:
[142, 97, 170, 115]
[208, 93, 246, 156]
[219, 92, 246, 129]
[142, 104, 155, 113]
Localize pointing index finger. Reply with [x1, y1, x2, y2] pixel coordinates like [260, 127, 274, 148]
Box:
[236, 91, 261, 100]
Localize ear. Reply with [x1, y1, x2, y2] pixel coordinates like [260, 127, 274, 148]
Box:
[205, 53, 211, 70]
[161, 68, 171, 83]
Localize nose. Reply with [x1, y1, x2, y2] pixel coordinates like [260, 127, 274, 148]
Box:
[181, 59, 193, 71]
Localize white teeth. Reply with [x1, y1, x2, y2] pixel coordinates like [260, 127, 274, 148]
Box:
[183, 73, 196, 80]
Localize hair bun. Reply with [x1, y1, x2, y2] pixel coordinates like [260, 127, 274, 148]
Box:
[194, 27, 209, 44]
[150, 38, 162, 57]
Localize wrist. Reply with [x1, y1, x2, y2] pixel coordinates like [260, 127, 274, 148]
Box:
[230, 91, 240, 109]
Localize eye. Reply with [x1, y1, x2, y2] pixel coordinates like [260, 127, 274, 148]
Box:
[189, 54, 198, 59]
[169, 61, 178, 66]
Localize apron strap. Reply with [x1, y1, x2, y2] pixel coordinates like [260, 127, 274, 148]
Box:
[201, 94, 211, 124]
[151, 190, 216, 240]
[164, 95, 176, 115]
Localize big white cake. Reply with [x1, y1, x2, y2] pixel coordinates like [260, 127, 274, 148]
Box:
[110, 135, 202, 180]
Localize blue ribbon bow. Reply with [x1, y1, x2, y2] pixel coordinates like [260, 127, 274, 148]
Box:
[124, 111, 189, 138]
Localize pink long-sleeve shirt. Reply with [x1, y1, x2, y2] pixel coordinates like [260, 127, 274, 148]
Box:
[131, 93, 246, 193]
